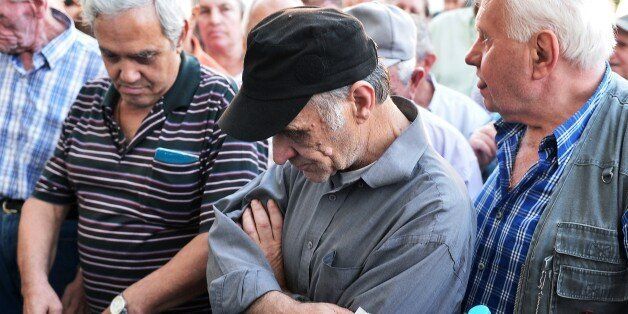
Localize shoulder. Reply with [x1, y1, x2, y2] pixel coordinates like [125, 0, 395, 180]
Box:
[70, 31, 102, 58]
[69, 78, 111, 114]
[420, 108, 469, 144]
[196, 66, 239, 110]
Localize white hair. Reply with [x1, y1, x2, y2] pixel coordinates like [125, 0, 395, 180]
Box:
[480, 0, 616, 70]
[310, 61, 390, 131]
[81, 0, 186, 45]
[414, 18, 434, 62]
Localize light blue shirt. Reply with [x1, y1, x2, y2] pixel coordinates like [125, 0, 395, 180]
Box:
[0, 9, 106, 199]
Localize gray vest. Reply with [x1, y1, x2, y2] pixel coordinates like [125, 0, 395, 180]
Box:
[514, 72, 628, 313]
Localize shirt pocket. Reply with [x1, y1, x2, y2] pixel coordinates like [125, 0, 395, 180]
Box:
[551, 222, 628, 313]
[140, 158, 203, 220]
[311, 251, 362, 304]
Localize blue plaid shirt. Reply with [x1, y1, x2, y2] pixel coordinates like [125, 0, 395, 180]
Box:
[0, 9, 106, 200]
[464, 66, 626, 314]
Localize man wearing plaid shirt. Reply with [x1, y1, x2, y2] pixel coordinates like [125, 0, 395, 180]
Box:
[0, 0, 106, 313]
[464, 0, 627, 313]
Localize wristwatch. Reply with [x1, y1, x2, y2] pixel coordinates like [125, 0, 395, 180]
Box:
[109, 294, 128, 314]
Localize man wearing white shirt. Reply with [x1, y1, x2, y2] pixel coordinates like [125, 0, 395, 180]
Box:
[393, 17, 490, 137]
[346, 1, 483, 198]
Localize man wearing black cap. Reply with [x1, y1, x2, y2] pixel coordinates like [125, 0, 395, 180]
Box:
[206, 6, 475, 313]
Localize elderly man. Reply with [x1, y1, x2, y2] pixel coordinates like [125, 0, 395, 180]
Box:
[17, 0, 267, 313]
[391, 17, 489, 138]
[0, 0, 105, 313]
[464, 0, 627, 313]
[611, 15, 628, 79]
[206, 7, 474, 313]
[346, 1, 483, 198]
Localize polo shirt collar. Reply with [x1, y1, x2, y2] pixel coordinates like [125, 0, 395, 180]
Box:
[40, 8, 76, 70]
[360, 96, 429, 188]
[101, 52, 201, 113]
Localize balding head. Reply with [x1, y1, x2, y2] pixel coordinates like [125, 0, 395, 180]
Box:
[246, 0, 303, 33]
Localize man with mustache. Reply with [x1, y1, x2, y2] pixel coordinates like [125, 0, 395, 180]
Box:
[206, 7, 475, 313]
[16, 0, 267, 313]
[0, 0, 105, 313]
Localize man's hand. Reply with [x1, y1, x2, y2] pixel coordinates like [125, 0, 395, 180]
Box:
[22, 281, 63, 314]
[469, 122, 498, 168]
[62, 268, 88, 314]
[242, 199, 286, 289]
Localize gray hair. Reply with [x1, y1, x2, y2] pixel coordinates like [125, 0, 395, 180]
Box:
[390, 57, 416, 86]
[310, 61, 390, 130]
[81, 0, 186, 45]
[414, 17, 434, 62]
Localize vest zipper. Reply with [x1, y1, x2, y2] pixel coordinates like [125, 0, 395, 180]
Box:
[514, 263, 526, 313]
[535, 256, 553, 314]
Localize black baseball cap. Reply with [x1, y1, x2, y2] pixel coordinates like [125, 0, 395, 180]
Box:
[217, 6, 378, 141]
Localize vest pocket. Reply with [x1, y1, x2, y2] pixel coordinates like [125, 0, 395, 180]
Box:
[556, 265, 627, 302]
[551, 222, 628, 312]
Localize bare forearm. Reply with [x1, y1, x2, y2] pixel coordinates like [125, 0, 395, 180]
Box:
[248, 291, 352, 314]
[122, 232, 209, 313]
[17, 198, 68, 291]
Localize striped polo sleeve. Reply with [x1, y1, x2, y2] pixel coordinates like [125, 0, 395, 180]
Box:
[198, 73, 268, 232]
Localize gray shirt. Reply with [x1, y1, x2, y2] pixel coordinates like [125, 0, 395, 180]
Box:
[206, 98, 476, 313]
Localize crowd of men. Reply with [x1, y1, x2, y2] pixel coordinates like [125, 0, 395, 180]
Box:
[0, 0, 625, 313]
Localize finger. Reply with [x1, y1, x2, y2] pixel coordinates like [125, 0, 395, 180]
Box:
[250, 199, 274, 243]
[242, 208, 260, 244]
[266, 199, 283, 240]
[476, 132, 497, 156]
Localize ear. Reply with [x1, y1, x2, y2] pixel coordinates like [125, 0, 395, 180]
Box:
[348, 81, 377, 124]
[406, 67, 426, 99]
[177, 20, 190, 52]
[31, 0, 47, 18]
[530, 30, 559, 80]
[421, 54, 437, 73]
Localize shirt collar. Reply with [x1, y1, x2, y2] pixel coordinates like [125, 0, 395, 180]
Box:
[102, 52, 201, 113]
[39, 8, 75, 70]
[359, 96, 429, 189]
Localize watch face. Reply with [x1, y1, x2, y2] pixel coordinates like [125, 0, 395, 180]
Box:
[110, 295, 126, 314]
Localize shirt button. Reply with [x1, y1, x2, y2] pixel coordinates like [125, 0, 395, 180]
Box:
[328, 194, 336, 201]
[478, 262, 486, 270]
[495, 211, 503, 220]
[307, 241, 313, 249]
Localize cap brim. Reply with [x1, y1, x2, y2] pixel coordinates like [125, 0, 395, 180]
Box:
[218, 88, 312, 142]
[381, 57, 403, 68]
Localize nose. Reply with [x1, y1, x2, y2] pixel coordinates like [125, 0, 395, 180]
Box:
[465, 38, 482, 68]
[272, 135, 297, 165]
[209, 8, 222, 24]
[118, 62, 142, 84]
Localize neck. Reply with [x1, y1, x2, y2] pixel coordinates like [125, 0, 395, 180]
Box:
[355, 98, 411, 168]
[19, 9, 66, 71]
[209, 47, 243, 76]
[413, 78, 435, 109]
[520, 63, 606, 137]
